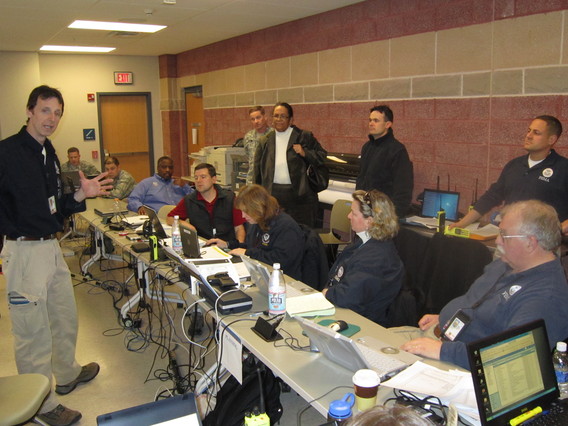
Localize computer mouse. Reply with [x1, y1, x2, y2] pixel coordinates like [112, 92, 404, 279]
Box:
[381, 346, 399, 355]
[329, 320, 348, 332]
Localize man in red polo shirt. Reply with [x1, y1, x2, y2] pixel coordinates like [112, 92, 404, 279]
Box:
[167, 163, 245, 246]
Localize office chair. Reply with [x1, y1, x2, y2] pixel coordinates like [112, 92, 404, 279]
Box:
[318, 199, 352, 265]
[0, 373, 50, 426]
[157, 204, 177, 222]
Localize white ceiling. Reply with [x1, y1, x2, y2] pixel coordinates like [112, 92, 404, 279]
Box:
[0, 0, 365, 56]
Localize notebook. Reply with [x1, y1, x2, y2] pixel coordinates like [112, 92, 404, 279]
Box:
[296, 317, 419, 380]
[96, 393, 201, 425]
[143, 205, 169, 239]
[467, 319, 568, 425]
[240, 255, 272, 295]
[240, 255, 318, 300]
[94, 199, 129, 218]
[61, 171, 81, 194]
[421, 188, 460, 222]
[180, 225, 201, 259]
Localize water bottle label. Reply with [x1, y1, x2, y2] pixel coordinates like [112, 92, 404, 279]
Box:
[269, 292, 286, 315]
[556, 370, 568, 384]
[172, 235, 182, 253]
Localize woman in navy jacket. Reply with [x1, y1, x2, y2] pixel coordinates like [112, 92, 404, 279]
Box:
[323, 190, 404, 326]
[208, 184, 305, 281]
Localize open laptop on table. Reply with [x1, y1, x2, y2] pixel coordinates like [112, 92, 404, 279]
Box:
[296, 317, 420, 381]
[180, 225, 202, 259]
[97, 392, 201, 425]
[404, 189, 460, 228]
[143, 205, 170, 239]
[240, 255, 308, 298]
[467, 319, 568, 425]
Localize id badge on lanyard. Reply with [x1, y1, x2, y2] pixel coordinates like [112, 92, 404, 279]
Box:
[440, 309, 471, 341]
[48, 195, 57, 214]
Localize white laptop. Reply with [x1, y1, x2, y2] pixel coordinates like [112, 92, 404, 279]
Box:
[240, 255, 308, 298]
[296, 317, 420, 380]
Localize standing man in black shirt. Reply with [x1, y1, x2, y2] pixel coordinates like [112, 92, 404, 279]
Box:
[356, 105, 414, 218]
[0, 85, 111, 426]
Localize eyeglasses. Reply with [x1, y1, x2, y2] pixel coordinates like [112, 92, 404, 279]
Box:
[499, 230, 531, 240]
[272, 114, 289, 120]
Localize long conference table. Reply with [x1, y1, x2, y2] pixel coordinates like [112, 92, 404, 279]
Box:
[77, 197, 463, 419]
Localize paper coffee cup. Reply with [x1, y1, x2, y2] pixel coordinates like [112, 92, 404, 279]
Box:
[352, 369, 380, 411]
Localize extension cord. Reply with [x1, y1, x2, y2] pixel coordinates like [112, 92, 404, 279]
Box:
[395, 400, 445, 424]
[244, 412, 270, 426]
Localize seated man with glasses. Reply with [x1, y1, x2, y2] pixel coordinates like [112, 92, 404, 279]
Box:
[398, 199, 568, 369]
[254, 102, 327, 228]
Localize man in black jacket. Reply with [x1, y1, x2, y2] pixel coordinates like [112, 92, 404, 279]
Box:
[0, 85, 111, 425]
[356, 105, 414, 218]
[167, 163, 245, 246]
[254, 102, 327, 228]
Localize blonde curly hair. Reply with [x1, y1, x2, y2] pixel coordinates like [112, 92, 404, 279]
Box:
[352, 190, 399, 241]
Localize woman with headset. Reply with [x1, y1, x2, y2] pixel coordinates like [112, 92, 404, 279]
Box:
[322, 190, 404, 326]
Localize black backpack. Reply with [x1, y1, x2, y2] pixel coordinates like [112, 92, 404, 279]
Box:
[202, 355, 283, 426]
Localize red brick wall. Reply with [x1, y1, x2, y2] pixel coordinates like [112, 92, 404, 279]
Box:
[205, 96, 568, 211]
[163, 0, 567, 78]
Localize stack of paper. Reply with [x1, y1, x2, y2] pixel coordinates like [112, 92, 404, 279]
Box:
[122, 215, 149, 227]
[466, 223, 499, 240]
[382, 361, 480, 424]
[286, 293, 335, 317]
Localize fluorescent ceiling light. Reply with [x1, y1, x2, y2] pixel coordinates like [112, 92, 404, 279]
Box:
[40, 45, 116, 53]
[69, 20, 166, 33]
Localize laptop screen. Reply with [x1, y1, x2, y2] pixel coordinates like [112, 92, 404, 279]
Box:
[421, 189, 460, 221]
[143, 205, 169, 239]
[241, 256, 271, 295]
[97, 392, 201, 425]
[467, 319, 559, 425]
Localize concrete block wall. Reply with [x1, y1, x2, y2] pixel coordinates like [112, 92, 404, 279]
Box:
[159, 0, 568, 211]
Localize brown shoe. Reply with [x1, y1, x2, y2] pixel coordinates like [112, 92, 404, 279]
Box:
[55, 362, 100, 395]
[36, 404, 82, 426]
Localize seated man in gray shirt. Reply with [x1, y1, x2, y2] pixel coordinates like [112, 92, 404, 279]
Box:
[400, 200, 568, 369]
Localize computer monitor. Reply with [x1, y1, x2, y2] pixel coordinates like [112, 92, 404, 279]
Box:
[421, 189, 460, 221]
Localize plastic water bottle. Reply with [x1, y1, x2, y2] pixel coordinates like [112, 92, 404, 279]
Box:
[171, 215, 182, 255]
[553, 341, 568, 398]
[327, 393, 354, 424]
[268, 263, 286, 316]
[113, 198, 121, 216]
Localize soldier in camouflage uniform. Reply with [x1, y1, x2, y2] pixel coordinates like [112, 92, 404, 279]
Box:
[103, 156, 136, 199]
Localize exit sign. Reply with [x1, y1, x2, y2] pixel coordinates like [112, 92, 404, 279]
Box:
[114, 71, 133, 85]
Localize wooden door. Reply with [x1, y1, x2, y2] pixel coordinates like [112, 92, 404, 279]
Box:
[185, 87, 204, 176]
[98, 93, 153, 182]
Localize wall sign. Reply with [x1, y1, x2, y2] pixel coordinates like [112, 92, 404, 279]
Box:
[83, 128, 96, 141]
[114, 71, 133, 85]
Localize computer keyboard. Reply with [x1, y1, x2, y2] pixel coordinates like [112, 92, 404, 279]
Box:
[356, 341, 408, 378]
[526, 401, 568, 425]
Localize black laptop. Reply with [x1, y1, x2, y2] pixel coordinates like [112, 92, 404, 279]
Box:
[467, 319, 568, 425]
[180, 225, 201, 259]
[143, 205, 169, 239]
[421, 189, 460, 222]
